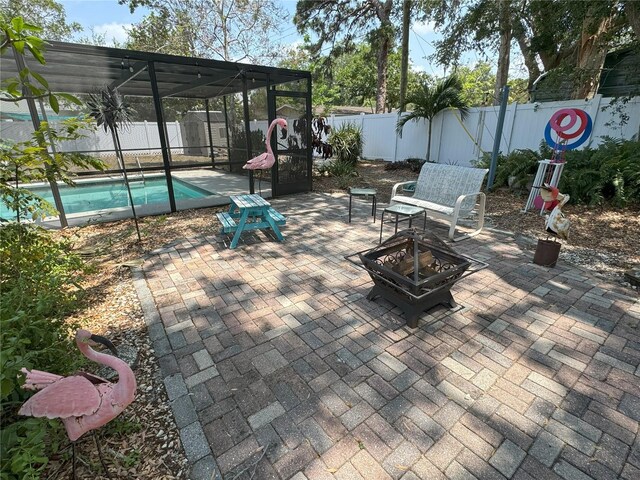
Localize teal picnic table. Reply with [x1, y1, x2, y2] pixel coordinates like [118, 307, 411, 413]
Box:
[216, 194, 286, 249]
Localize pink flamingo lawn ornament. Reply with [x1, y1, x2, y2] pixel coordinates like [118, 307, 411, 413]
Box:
[243, 117, 287, 171]
[19, 329, 136, 478]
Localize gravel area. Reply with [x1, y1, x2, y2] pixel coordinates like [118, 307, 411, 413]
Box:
[44, 159, 637, 477]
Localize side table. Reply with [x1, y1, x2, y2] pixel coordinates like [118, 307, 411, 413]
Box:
[379, 204, 427, 243]
[348, 188, 377, 223]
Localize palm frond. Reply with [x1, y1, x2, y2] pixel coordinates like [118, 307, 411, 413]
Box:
[86, 86, 135, 133]
[396, 74, 470, 135]
[396, 111, 421, 137]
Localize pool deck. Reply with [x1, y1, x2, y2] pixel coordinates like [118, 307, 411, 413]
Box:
[173, 168, 272, 201]
[133, 192, 640, 480]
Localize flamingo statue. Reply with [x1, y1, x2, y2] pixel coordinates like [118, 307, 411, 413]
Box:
[243, 117, 287, 171]
[19, 329, 136, 477]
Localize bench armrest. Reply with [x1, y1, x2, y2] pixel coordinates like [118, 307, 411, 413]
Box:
[449, 191, 487, 241]
[391, 181, 417, 198]
[453, 191, 485, 216]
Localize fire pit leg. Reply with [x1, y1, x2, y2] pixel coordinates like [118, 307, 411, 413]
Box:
[366, 285, 459, 329]
[366, 285, 383, 301]
[406, 311, 420, 329]
[447, 294, 458, 309]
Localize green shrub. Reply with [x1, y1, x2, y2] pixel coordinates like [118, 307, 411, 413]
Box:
[316, 158, 358, 191]
[472, 139, 640, 205]
[329, 122, 363, 167]
[0, 18, 95, 477]
[1, 223, 86, 479]
[474, 148, 542, 190]
[317, 160, 358, 177]
[560, 138, 640, 206]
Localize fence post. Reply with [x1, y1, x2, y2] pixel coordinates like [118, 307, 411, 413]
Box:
[175, 121, 181, 153]
[587, 94, 602, 145]
[393, 113, 400, 162]
[474, 110, 485, 161]
[143, 121, 152, 154]
[436, 114, 445, 163]
[505, 102, 518, 154]
[360, 113, 365, 158]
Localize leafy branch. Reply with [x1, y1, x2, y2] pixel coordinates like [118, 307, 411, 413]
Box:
[0, 16, 82, 113]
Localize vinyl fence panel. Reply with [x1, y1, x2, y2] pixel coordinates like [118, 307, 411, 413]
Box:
[0, 121, 184, 156]
[325, 95, 639, 165]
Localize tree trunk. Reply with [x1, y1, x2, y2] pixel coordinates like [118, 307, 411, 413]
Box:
[494, 0, 512, 105]
[512, 19, 541, 92]
[373, 0, 394, 114]
[573, 10, 614, 99]
[426, 117, 433, 162]
[399, 0, 411, 113]
[375, 32, 390, 114]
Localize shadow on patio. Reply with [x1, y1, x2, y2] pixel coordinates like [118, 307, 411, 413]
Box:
[133, 192, 639, 480]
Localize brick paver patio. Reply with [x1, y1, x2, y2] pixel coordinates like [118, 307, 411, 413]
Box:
[132, 193, 640, 480]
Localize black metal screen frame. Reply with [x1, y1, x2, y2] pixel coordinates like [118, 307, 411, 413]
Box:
[268, 86, 313, 197]
[1, 41, 313, 224]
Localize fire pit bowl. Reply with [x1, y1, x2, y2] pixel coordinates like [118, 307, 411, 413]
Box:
[347, 229, 487, 328]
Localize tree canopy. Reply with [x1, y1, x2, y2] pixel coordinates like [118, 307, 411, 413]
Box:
[0, 0, 81, 41]
[427, 0, 638, 100]
[120, 0, 288, 63]
[294, 0, 398, 113]
[126, 9, 194, 56]
[279, 39, 431, 112]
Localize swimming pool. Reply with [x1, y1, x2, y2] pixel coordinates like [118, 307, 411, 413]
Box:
[0, 177, 214, 219]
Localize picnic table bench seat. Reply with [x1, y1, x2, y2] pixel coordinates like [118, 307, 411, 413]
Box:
[217, 212, 237, 233]
[391, 163, 489, 241]
[217, 195, 287, 248]
[216, 208, 286, 234]
[266, 208, 286, 226]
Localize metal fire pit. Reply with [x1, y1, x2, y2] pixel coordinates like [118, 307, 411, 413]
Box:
[347, 229, 486, 328]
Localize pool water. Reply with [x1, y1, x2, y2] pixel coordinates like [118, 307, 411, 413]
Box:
[0, 178, 213, 218]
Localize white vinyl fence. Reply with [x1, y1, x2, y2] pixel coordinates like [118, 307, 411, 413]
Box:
[2, 96, 638, 166]
[0, 118, 296, 157]
[327, 95, 640, 167]
[0, 120, 184, 156]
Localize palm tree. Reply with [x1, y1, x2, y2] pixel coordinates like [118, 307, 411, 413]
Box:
[396, 74, 470, 162]
[87, 87, 141, 241]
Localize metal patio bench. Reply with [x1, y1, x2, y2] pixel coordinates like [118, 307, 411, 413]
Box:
[390, 163, 489, 241]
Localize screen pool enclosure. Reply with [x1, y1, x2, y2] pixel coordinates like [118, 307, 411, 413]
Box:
[1, 41, 312, 226]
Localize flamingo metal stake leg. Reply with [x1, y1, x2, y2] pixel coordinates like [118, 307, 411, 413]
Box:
[94, 432, 112, 479]
[72, 442, 76, 480]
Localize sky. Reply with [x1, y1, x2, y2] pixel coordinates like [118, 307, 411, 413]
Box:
[59, 0, 474, 78]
